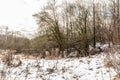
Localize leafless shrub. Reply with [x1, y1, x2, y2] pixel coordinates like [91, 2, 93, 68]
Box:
[2, 50, 13, 66]
[109, 53, 120, 79]
[1, 50, 21, 67]
[104, 46, 120, 78]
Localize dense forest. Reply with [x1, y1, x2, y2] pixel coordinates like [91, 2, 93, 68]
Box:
[0, 26, 30, 49]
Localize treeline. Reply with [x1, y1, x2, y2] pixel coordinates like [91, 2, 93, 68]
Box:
[31, 0, 120, 54]
[0, 26, 30, 49]
[0, 34, 30, 49]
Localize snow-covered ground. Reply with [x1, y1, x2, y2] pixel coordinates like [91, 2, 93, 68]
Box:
[0, 53, 117, 80]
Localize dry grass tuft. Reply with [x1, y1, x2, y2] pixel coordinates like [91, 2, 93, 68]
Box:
[104, 61, 113, 68]
[47, 68, 54, 74]
[113, 73, 120, 80]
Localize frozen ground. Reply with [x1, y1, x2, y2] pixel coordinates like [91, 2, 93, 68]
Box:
[0, 53, 117, 80]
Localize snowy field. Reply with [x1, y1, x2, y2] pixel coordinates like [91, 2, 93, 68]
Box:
[0, 53, 117, 80]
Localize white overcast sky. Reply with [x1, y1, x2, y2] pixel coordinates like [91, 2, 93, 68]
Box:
[0, 0, 48, 38]
[0, 0, 108, 38]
